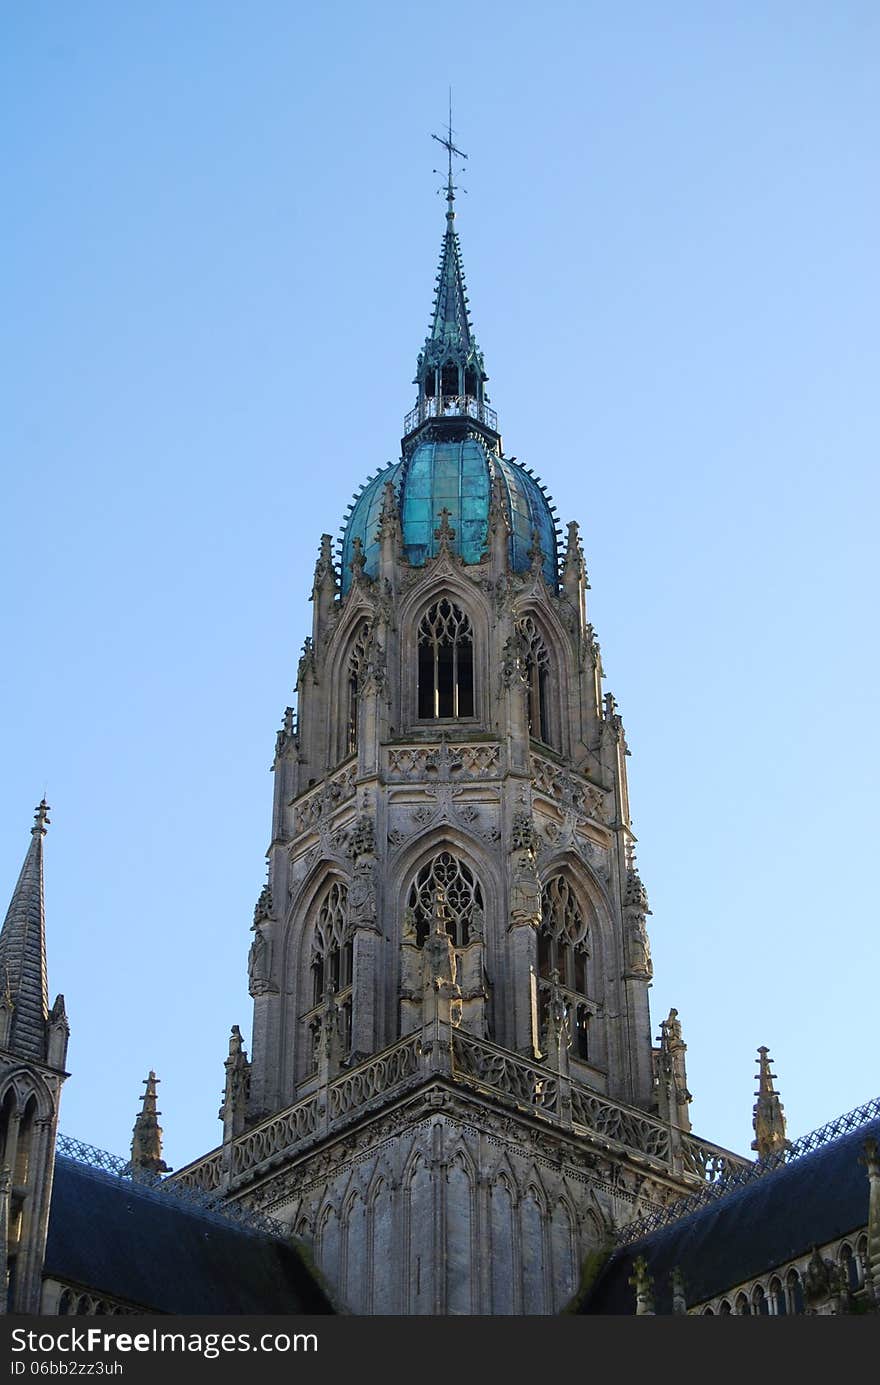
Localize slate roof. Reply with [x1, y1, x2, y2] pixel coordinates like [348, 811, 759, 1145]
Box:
[45, 1156, 334, 1314]
[580, 1115, 879, 1314]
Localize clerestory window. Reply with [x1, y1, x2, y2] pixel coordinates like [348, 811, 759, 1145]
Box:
[417, 599, 474, 720]
[537, 877, 594, 1062]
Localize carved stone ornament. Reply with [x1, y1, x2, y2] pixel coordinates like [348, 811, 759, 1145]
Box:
[509, 850, 542, 929]
[248, 923, 277, 996]
[348, 856, 379, 932]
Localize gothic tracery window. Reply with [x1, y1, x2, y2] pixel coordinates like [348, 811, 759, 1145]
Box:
[407, 851, 483, 948]
[417, 600, 474, 720]
[537, 877, 594, 1062]
[306, 880, 353, 1066]
[345, 623, 370, 757]
[517, 616, 553, 747]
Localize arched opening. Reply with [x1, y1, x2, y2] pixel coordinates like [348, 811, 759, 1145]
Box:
[785, 1268, 805, 1315]
[441, 362, 459, 397]
[538, 877, 595, 1062]
[303, 880, 352, 1070]
[407, 851, 483, 948]
[718, 1299, 732, 1315]
[424, 369, 437, 400]
[464, 368, 478, 398]
[517, 616, 554, 748]
[769, 1276, 786, 1315]
[735, 1290, 750, 1315]
[417, 599, 474, 720]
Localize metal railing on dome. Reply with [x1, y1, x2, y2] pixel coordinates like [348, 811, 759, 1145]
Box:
[403, 395, 498, 435]
[54, 1131, 289, 1241]
[614, 1094, 880, 1246]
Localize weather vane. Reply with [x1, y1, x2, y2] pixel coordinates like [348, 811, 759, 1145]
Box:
[431, 89, 467, 214]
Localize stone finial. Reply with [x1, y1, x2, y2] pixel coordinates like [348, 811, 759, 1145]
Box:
[656, 1008, 692, 1132]
[130, 1071, 171, 1178]
[312, 533, 336, 589]
[629, 1255, 655, 1315]
[751, 1047, 791, 1160]
[253, 884, 273, 925]
[526, 528, 545, 577]
[349, 535, 366, 581]
[376, 480, 401, 541]
[562, 520, 588, 587]
[220, 1024, 251, 1140]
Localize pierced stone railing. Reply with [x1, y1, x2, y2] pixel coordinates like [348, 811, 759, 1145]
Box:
[328, 1035, 422, 1121]
[291, 761, 358, 835]
[172, 1149, 224, 1194]
[171, 1029, 754, 1198]
[231, 1094, 322, 1179]
[679, 1133, 750, 1184]
[530, 751, 610, 826]
[452, 1032, 559, 1114]
[385, 742, 501, 781]
[570, 1088, 671, 1162]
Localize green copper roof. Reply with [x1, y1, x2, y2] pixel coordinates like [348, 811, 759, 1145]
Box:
[339, 441, 558, 592]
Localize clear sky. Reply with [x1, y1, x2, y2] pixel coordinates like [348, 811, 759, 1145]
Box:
[2, 2, 877, 1170]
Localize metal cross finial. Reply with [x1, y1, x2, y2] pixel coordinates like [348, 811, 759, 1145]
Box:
[32, 798, 51, 836]
[432, 89, 467, 220]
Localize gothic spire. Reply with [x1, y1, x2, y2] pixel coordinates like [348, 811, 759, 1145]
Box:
[129, 1070, 170, 1178]
[410, 115, 490, 429]
[0, 801, 51, 1062]
[751, 1046, 791, 1160]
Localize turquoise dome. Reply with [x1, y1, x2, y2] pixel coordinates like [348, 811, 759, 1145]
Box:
[339, 437, 558, 593]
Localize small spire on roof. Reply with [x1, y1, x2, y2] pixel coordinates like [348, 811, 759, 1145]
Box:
[751, 1046, 791, 1160]
[129, 1070, 171, 1178]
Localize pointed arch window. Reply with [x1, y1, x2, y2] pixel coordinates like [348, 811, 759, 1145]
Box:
[407, 851, 483, 948]
[517, 616, 554, 748]
[537, 877, 595, 1062]
[417, 600, 474, 720]
[306, 881, 353, 1067]
[344, 623, 370, 758]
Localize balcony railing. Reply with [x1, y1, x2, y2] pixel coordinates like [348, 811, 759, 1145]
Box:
[403, 395, 498, 436]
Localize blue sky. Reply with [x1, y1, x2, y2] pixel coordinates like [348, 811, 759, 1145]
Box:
[2, 2, 877, 1168]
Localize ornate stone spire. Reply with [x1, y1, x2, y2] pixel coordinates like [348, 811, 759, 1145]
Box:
[0, 801, 51, 1061]
[407, 113, 493, 442]
[751, 1046, 791, 1159]
[130, 1070, 170, 1178]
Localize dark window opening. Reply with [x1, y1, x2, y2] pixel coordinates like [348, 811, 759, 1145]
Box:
[408, 851, 482, 949]
[464, 368, 478, 396]
[441, 363, 458, 396]
[417, 600, 475, 721]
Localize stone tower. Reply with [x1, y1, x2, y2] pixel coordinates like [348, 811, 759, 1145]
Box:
[175, 163, 749, 1313]
[0, 802, 69, 1312]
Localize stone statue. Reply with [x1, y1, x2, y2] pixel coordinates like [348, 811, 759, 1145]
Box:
[248, 924, 274, 997]
[509, 850, 542, 928]
[349, 857, 378, 931]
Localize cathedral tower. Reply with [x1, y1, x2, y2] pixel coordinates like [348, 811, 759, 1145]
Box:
[175, 147, 749, 1313]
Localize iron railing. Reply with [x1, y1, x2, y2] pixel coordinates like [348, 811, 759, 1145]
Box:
[403, 395, 498, 435]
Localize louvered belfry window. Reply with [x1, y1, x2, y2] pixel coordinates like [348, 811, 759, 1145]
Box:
[417, 599, 474, 719]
